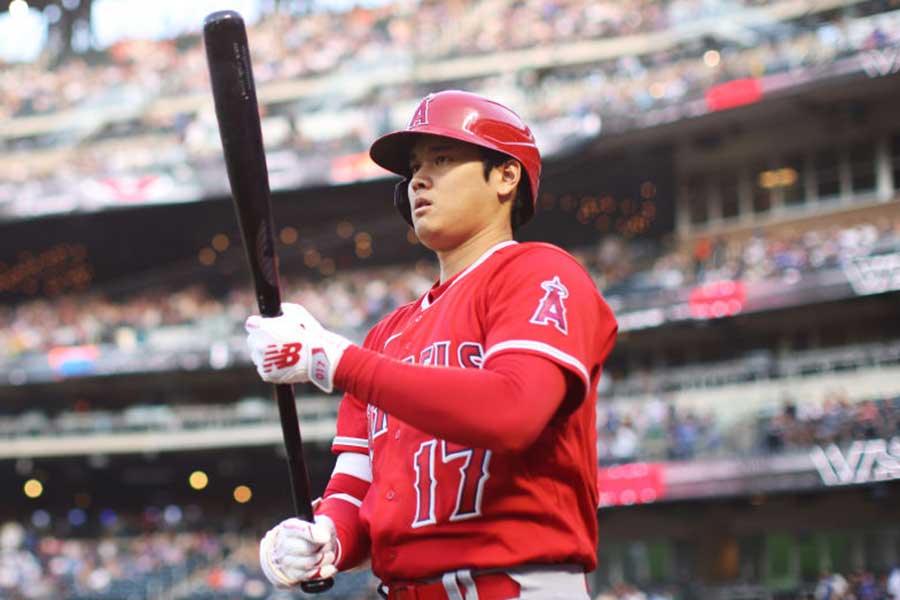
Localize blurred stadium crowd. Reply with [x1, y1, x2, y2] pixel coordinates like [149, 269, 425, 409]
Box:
[597, 391, 900, 464]
[0, 520, 377, 600]
[3, 216, 898, 357]
[5, 0, 886, 116]
[2, 0, 899, 205]
[2, 521, 899, 599]
[2, 383, 897, 467]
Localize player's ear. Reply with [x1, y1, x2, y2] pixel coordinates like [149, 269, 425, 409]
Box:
[494, 159, 521, 200]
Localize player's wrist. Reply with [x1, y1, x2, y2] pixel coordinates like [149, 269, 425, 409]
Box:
[330, 343, 364, 391]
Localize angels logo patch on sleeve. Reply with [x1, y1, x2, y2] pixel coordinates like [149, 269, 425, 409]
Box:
[529, 276, 569, 334]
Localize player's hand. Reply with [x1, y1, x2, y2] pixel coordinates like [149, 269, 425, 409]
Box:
[259, 515, 339, 588]
[245, 303, 351, 393]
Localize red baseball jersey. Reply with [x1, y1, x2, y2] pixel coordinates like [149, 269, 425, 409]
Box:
[332, 240, 617, 581]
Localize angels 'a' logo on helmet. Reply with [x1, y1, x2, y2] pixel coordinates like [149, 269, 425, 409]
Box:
[529, 276, 569, 335]
[408, 94, 434, 129]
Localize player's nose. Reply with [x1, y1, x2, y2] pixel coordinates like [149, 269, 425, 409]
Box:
[410, 173, 430, 193]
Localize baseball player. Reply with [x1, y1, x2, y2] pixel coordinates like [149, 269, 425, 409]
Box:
[246, 90, 618, 599]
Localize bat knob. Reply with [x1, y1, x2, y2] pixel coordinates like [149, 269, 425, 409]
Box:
[301, 578, 335, 593]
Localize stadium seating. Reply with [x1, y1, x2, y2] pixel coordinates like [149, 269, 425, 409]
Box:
[2, 1, 900, 599]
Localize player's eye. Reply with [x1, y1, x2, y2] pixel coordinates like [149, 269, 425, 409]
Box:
[434, 155, 449, 166]
[409, 161, 421, 174]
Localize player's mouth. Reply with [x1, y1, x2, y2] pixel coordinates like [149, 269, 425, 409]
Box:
[413, 196, 432, 216]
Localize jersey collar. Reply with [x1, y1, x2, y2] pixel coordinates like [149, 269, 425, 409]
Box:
[420, 240, 518, 310]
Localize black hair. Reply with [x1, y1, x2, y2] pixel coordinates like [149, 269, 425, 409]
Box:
[479, 147, 531, 231]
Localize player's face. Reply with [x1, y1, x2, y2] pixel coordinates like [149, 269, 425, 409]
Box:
[407, 136, 515, 251]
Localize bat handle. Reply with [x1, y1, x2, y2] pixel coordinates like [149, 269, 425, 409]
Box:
[274, 384, 335, 593]
[302, 579, 335, 593]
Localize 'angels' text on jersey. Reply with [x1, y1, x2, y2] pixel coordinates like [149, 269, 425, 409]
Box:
[366, 340, 483, 445]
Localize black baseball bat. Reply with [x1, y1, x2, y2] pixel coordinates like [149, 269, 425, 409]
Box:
[203, 10, 334, 594]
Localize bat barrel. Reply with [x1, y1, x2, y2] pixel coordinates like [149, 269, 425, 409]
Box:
[203, 10, 281, 317]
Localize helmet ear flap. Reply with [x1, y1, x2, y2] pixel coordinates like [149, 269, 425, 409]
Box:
[394, 179, 413, 226]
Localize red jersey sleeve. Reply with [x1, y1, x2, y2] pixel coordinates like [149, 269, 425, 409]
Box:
[331, 393, 368, 455]
[482, 244, 617, 402]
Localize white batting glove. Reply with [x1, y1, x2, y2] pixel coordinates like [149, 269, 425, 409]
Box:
[259, 515, 339, 588]
[245, 303, 351, 393]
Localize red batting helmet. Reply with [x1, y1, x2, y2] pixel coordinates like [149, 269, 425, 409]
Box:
[369, 90, 542, 227]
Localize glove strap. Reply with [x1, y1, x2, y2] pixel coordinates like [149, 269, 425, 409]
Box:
[309, 334, 351, 394]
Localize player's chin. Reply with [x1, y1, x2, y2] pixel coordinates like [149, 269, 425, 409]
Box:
[415, 219, 461, 248]
[412, 219, 443, 250]
[414, 229, 462, 253]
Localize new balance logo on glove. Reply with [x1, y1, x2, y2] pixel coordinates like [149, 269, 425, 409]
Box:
[263, 343, 304, 372]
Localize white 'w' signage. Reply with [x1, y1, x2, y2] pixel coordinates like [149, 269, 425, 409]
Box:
[810, 437, 900, 486]
[844, 252, 900, 296]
